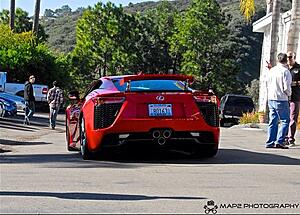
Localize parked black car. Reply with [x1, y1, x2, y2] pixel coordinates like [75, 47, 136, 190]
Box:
[219, 94, 255, 126]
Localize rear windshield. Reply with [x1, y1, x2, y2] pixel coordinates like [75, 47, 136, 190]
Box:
[226, 96, 254, 107]
[112, 79, 192, 92]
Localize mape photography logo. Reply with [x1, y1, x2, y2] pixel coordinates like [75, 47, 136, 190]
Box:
[204, 200, 218, 214]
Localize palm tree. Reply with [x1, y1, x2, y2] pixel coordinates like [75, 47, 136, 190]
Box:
[9, 0, 15, 30]
[287, 0, 300, 53]
[240, 0, 273, 22]
[269, 0, 281, 66]
[32, 0, 41, 34]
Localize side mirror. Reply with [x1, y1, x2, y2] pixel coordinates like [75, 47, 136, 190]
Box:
[68, 90, 80, 100]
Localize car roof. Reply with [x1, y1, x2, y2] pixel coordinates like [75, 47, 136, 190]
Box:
[224, 94, 252, 98]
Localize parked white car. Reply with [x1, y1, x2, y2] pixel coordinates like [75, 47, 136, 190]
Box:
[0, 71, 48, 103]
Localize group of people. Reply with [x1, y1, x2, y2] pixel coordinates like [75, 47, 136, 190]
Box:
[23, 77, 64, 130]
[266, 51, 300, 149]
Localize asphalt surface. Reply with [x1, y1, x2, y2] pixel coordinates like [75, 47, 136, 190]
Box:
[0, 113, 300, 214]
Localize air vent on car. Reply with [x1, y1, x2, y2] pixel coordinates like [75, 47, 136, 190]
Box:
[196, 102, 219, 127]
[94, 103, 123, 129]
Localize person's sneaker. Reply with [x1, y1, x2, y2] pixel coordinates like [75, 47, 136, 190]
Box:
[289, 142, 296, 147]
[266, 144, 275, 148]
[275, 144, 289, 149]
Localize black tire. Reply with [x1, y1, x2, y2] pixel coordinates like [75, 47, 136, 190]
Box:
[80, 116, 93, 160]
[204, 147, 218, 158]
[220, 119, 225, 127]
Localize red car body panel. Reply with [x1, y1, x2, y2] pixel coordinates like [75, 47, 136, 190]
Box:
[66, 74, 220, 154]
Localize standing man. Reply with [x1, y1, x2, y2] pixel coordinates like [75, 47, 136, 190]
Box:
[266, 53, 292, 149]
[47, 81, 64, 130]
[286, 51, 300, 146]
[24, 75, 35, 125]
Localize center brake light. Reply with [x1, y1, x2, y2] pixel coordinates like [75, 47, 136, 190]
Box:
[92, 97, 125, 105]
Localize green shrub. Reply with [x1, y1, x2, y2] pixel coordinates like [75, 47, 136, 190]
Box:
[239, 112, 259, 124]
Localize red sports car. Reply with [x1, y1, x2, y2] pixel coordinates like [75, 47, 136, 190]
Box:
[66, 74, 220, 159]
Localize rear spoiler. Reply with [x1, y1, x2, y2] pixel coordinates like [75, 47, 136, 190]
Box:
[120, 74, 194, 86]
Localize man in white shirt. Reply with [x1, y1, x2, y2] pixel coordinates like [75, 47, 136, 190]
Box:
[266, 53, 292, 149]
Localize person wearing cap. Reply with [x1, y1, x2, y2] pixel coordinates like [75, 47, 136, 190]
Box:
[47, 81, 64, 129]
[286, 51, 300, 146]
[24, 75, 36, 125]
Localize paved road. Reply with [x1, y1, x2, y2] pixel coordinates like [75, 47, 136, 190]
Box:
[1, 113, 300, 214]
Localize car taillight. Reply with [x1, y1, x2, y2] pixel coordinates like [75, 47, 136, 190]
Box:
[92, 97, 125, 105]
[193, 95, 217, 104]
[42, 88, 48, 94]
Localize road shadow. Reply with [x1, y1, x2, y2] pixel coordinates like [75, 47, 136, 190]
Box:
[0, 114, 65, 128]
[0, 148, 11, 153]
[0, 191, 205, 201]
[0, 120, 39, 132]
[1, 148, 300, 167]
[0, 139, 52, 146]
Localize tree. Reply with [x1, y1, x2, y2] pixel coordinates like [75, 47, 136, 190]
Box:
[9, 0, 15, 30]
[74, 2, 139, 78]
[55, 5, 72, 17]
[287, 0, 300, 53]
[0, 8, 47, 42]
[239, 0, 281, 66]
[269, 0, 281, 65]
[170, 0, 243, 96]
[32, 0, 41, 34]
[0, 24, 72, 89]
[134, 1, 179, 73]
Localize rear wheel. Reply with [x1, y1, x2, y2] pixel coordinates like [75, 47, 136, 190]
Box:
[220, 119, 225, 127]
[80, 116, 93, 160]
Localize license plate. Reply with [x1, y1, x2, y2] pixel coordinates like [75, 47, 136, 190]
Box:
[148, 104, 172, 117]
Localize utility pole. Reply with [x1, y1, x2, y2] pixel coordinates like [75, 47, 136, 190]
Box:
[9, 0, 15, 30]
[32, 0, 41, 34]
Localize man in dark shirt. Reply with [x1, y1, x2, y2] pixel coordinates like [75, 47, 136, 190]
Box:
[24, 75, 35, 125]
[286, 51, 300, 146]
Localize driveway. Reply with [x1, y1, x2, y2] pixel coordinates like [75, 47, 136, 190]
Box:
[1, 113, 300, 214]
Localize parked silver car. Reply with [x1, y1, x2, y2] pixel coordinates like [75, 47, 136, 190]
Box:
[0, 92, 26, 112]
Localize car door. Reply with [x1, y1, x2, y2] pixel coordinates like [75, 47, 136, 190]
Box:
[67, 80, 103, 149]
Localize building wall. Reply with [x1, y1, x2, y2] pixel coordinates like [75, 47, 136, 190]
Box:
[257, 11, 300, 111]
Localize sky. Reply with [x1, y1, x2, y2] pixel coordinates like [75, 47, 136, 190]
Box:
[0, 0, 151, 16]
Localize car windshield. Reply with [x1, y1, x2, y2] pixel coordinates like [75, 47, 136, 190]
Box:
[226, 96, 254, 107]
[112, 79, 192, 92]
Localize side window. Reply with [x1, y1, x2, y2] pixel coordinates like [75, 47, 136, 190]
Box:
[83, 80, 102, 98]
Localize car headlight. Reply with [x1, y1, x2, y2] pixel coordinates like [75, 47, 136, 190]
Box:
[2, 100, 10, 107]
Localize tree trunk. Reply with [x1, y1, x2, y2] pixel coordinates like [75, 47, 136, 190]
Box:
[9, 0, 15, 30]
[266, 0, 273, 13]
[269, 0, 281, 66]
[32, 0, 41, 34]
[287, 0, 300, 53]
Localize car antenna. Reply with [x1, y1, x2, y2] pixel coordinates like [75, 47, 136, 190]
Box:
[126, 80, 131, 92]
[184, 79, 189, 91]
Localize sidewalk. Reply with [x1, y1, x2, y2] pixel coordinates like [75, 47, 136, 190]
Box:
[230, 123, 300, 139]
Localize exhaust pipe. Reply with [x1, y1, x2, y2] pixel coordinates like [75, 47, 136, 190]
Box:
[152, 130, 161, 139]
[162, 129, 172, 139]
[157, 137, 166, 146]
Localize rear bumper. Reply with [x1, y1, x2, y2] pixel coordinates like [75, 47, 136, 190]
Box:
[86, 118, 220, 151]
